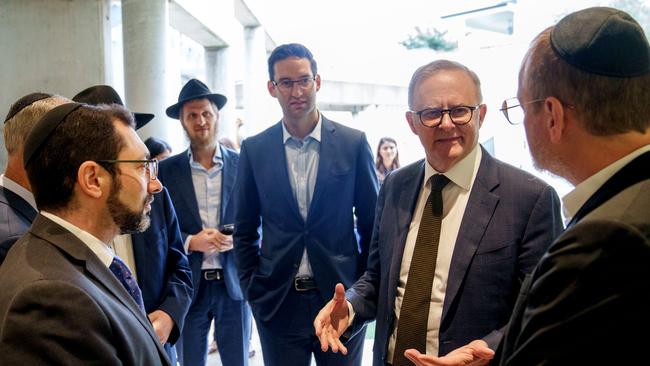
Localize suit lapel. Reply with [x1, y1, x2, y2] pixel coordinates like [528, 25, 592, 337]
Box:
[168, 151, 202, 228]
[442, 149, 499, 320]
[308, 118, 335, 221]
[29, 215, 169, 362]
[220, 145, 235, 222]
[270, 121, 304, 222]
[387, 161, 426, 304]
[1, 187, 37, 222]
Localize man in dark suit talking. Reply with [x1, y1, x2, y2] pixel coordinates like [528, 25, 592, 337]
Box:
[314, 59, 563, 366]
[234, 43, 379, 366]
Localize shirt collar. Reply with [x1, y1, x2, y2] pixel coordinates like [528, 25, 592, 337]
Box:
[562, 144, 650, 221]
[423, 144, 482, 191]
[40, 211, 114, 267]
[282, 112, 322, 144]
[187, 144, 223, 166]
[0, 174, 37, 210]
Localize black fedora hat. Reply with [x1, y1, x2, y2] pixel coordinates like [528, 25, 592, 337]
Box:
[72, 85, 154, 129]
[166, 79, 227, 119]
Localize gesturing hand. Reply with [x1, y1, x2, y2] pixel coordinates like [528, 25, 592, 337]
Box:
[314, 283, 351, 354]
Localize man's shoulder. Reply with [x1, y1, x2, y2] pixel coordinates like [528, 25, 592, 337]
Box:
[322, 117, 365, 140]
[483, 152, 553, 191]
[159, 150, 188, 170]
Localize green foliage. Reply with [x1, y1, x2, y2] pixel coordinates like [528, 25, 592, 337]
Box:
[400, 27, 458, 52]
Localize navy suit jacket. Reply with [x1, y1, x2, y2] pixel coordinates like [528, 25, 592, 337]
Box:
[158, 146, 243, 301]
[347, 147, 563, 365]
[131, 186, 193, 345]
[0, 186, 37, 265]
[233, 117, 378, 322]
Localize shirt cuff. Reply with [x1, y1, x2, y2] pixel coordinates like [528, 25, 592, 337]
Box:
[184, 235, 192, 254]
[347, 300, 355, 327]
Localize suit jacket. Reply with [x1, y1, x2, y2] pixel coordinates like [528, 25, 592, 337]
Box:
[499, 151, 650, 365]
[0, 186, 37, 264]
[234, 117, 378, 322]
[131, 186, 193, 344]
[158, 145, 243, 301]
[347, 147, 563, 365]
[0, 215, 171, 365]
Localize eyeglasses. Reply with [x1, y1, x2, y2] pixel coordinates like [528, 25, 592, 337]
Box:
[410, 105, 481, 128]
[500, 97, 545, 125]
[272, 77, 316, 91]
[96, 159, 159, 181]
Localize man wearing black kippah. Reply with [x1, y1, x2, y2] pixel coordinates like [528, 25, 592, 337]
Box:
[0, 93, 67, 264]
[0, 103, 171, 365]
[418, 7, 650, 366]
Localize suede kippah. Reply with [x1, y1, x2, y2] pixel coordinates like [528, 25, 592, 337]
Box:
[551, 7, 650, 77]
[4, 92, 52, 123]
[23, 102, 83, 168]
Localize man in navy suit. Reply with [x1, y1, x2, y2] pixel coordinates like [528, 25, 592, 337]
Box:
[72, 85, 193, 364]
[233, 43, 378, 366]
[0, 93, 68, 264]
[159, 79, 251, 366]
[314, 60, 563, 366]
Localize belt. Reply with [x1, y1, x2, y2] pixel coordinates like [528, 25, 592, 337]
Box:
[202, 269, 224, 281]
[294, 276, 317, 291]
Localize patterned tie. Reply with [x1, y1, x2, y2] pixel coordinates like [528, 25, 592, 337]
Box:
[109, 256, 145, 313]
[393, 174, 450, 366]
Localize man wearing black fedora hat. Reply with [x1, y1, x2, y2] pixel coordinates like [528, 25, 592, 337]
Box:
[73, 85, 193, 365]
[0, 93, 68, 265]
[414, 7, 650, 366]
[158, 78, 251, 366]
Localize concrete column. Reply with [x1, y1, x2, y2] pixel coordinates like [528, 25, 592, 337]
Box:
[205, 46, 236, 141]
[121, 0, 175, 146]
[0, 0, 112, 168]
[243, 26, 275, 136]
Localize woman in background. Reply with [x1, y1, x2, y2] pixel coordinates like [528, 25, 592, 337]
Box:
[375, 137, 400, 185]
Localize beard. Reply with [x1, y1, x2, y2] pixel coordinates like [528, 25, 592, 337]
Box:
[107, 177, 153, 234]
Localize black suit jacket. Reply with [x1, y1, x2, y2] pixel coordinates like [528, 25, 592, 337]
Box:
[499, 151, 650, 365]
[0, 186, 37, 264]
[0, 215, 171, 365]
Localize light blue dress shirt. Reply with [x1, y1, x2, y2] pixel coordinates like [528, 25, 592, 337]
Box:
[282, 115, 322, 278]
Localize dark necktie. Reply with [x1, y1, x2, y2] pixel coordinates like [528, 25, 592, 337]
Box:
[109, 256, 145, 313]
[393, 174, 450, 366]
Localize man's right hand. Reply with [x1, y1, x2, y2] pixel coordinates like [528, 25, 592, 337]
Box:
[314, 283, 351, 355]
[188, 228, 220, 253]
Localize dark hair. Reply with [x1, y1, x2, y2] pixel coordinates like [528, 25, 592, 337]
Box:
[375, 137, 400, 172]
[25, 104, 135, 211]
[144, 137, 171, 159]
[267, 43, 318, 81]
[523, 27, 650, 135]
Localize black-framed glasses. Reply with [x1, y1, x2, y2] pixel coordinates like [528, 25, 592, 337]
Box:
[500, 97, 545, 125]
[272, 77, 316, 91]
[96, 159, 158, 181]
[410, 105, 481, 128]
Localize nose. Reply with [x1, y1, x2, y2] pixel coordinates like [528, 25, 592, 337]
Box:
[290, 83, 304, 97]
[149, 178, 163, 194]
[438, 112, 455, 129]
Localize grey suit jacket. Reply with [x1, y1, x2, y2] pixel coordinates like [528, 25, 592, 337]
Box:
[0, 186, 37, 265]
[347, 147, 563, 365]
[0, 214, 171, 366]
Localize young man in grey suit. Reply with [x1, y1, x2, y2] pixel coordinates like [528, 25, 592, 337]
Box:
[0, 93, 67, 264]
[314, 60, 563, 366]
[0, 103, 170, 365]
[234, 43, 379, 366]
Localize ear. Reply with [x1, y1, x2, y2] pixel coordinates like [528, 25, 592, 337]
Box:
[314, 74, 321, 92]
[77, 161, 109, 200]
[544, 97, 567, 143]
[406, 111, 418, 134]
[477, 103, 487, 129]
[267, 80, 277, 98]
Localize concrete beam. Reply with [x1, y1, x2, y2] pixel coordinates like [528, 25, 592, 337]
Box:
[317, 80, 408, 112]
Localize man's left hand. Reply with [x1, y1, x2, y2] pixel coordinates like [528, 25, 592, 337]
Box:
[148, 310, 175, 344]
[214, 231, 234, 252]
[403, 340, 494, 366]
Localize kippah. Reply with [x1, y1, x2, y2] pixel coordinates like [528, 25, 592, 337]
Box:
[23, 102, 83, 168]
[551, 7, 650, 77]
[4, 92, 52, 123]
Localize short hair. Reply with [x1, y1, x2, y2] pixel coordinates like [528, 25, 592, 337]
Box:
[408, 59, 483, 110]
[375, 137, 400, 171]
[25, 104, 135, 211]
[144, 137, 171, 158]
[4, 95, 68, 155]
[267, 43, 318, 81]
[523, 27, 650, 135]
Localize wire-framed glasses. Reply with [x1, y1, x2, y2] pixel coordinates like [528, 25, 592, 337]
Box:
[96, 159, 159, 181]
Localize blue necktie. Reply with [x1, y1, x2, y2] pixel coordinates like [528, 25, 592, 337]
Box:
[109, 256, 145, 312]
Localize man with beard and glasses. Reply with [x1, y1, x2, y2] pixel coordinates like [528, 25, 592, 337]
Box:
[159, 79, 250, 366]
[73, 85, 193, 365]
[0, 103, 170, 365]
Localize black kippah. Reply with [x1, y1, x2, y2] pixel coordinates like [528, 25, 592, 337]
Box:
[23, 102, 83, 168]
[4, 92, 52, 123]
[551, 7, 650, 77]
